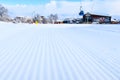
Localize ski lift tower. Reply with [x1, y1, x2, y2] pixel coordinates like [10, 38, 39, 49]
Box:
[79, 5, 84, 18]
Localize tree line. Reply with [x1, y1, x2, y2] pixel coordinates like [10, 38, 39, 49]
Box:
[0, 4, 58, 24]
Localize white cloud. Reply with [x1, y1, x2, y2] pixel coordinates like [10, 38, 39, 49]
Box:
[2, 0, 120, 19]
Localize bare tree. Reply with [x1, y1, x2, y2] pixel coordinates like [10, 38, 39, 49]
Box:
[48, 14, 53, 23]
[48, 14, 58, 24]
[54, 14, 58, 22]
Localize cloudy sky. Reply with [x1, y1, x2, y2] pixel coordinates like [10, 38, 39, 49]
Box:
[0, 0, 120, 19]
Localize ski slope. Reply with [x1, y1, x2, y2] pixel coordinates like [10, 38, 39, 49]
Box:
[0, 23, 120, 80]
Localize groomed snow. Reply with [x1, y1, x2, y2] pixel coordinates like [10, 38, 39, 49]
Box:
[0, 23, 120, 80]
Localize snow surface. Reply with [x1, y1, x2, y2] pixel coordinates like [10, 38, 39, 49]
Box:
[0, 23, 120, 80]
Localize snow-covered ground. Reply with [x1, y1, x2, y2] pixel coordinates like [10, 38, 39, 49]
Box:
[0, 23, 120, 80]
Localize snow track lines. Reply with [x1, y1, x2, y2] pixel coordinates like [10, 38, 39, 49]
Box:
[0, 24, 120, 80]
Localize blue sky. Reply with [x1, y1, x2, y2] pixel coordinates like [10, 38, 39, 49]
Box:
[0, 0, 49, 4]
[1, 0, 120, 19]
[0, 0, 82, 4]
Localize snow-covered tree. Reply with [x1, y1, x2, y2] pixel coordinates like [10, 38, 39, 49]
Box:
[33, 14, 43, 23]
[48, 14, 58, 24]
[41, 16, 47, 24]
[0, 4, 8, 17]
[0, 4, 10, 21]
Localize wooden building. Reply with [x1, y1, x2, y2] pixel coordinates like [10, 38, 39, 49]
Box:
[83, 12, 111, 24]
